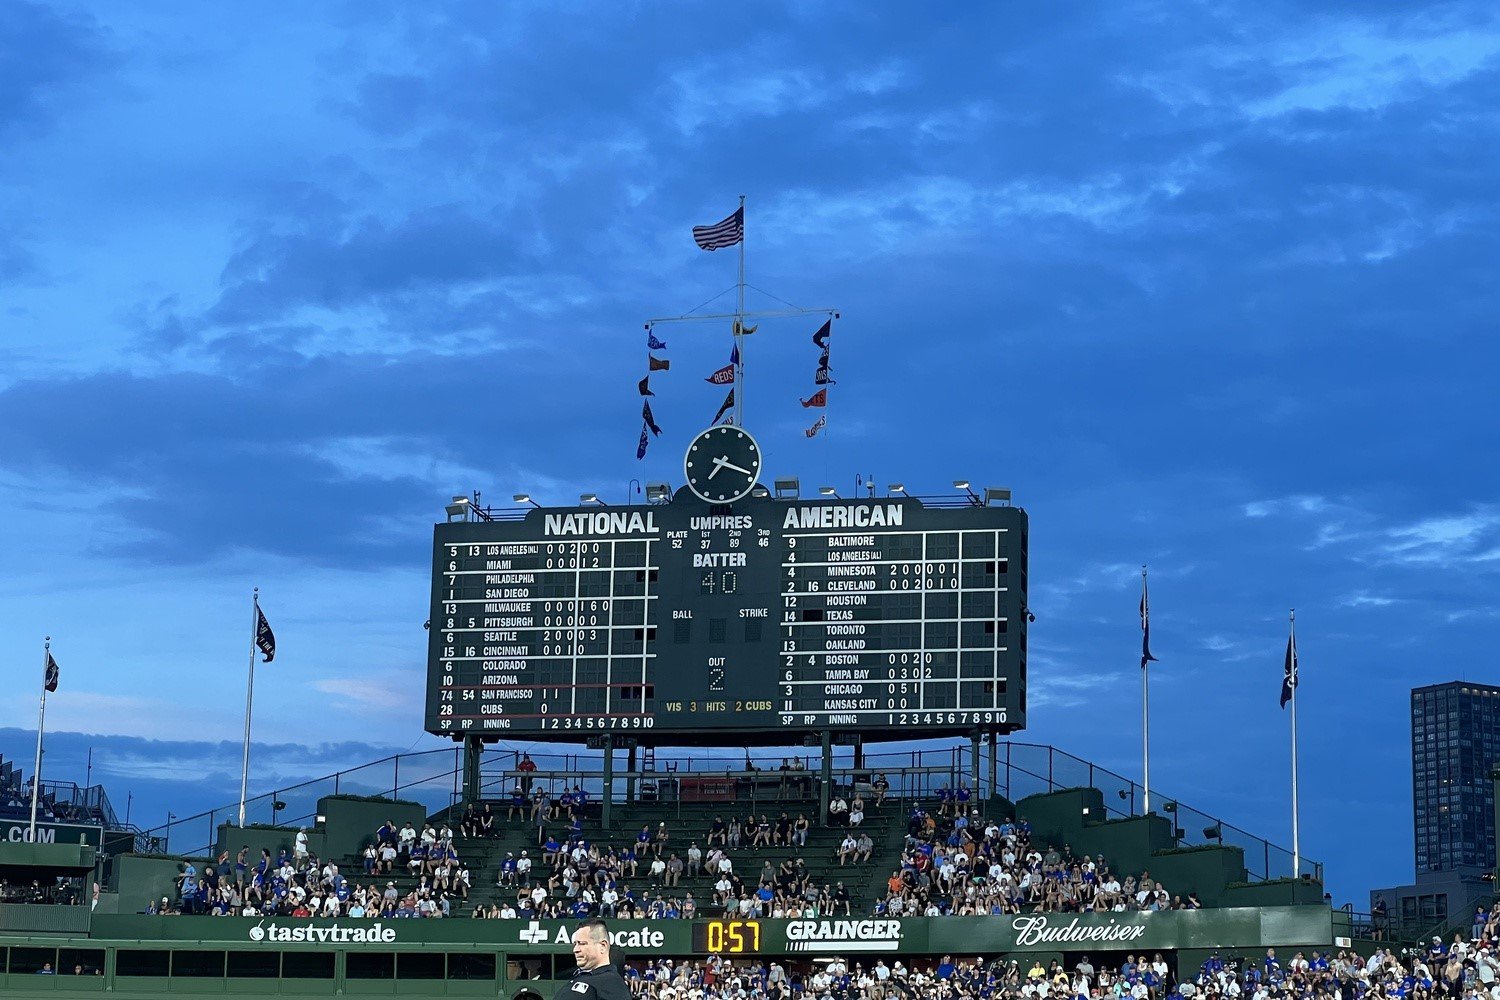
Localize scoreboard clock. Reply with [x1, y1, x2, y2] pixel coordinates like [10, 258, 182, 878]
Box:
[425, 432, 1028, 741]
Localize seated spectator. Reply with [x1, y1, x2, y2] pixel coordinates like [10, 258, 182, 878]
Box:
[829, 794, 849, 825]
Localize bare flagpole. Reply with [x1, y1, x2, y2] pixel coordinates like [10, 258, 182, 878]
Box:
[237, 589, 260, 829]
[28, 636, 52, 843]
[1289, 608, 1300, 878]
[1141, 568, 1152, 815]
[733, 193, 746, 427]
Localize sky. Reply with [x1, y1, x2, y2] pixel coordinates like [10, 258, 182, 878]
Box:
[1, 0, 1498, 906]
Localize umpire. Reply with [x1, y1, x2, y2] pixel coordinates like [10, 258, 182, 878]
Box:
[555, 919, 631, 1000]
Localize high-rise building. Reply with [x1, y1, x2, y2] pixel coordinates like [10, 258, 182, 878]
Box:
[1412, 681, 1500, 872]
[1371, 681, 1500, 939]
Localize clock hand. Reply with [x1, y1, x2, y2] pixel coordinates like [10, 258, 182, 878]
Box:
[708, 456, 728, 480]
[716, 458, 753, 476]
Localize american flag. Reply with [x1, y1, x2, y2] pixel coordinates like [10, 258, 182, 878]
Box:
[692, 207, 744, 251]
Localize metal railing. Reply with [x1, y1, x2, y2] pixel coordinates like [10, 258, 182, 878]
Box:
[136, 739, 1317, 885]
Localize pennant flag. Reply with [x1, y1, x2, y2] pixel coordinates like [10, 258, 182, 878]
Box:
[647, 332, 668, 351]
[805, 415, 827, 438]
[255, 607, 276, 664]
[638, 376, 654, 397]
[800, 389, 827, 408]
[1280, 631, 1298, 708]
[730, 343, 740, 365]
[733, 320, 758, 336]
[636, 424, 650, 460]
[812, 320, 831, 350]
[814, 367, 836, 386]
[713, 388, 735, 425]
[44, 652, 59, 693]
[818, 348, 830, 368]
[705, 363, 736, 385]
[649, 356, 670, 372]
[1139, 577, 1158, 670]
[692, 207, 744, 251]
[642, 400, 662, 437]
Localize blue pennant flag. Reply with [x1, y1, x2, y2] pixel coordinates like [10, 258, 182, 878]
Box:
[648, 332, 667, 351]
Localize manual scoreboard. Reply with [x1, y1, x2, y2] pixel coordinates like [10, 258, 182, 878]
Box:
[425, 480, 1028, 742]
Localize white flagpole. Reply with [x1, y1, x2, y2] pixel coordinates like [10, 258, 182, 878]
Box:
[734, 193, 746, 427]
[28, 636, 51, 843]
[237, 589, 260, 829]
[1289, 608, 1300, 878]
[1141, 568, 1151, 815]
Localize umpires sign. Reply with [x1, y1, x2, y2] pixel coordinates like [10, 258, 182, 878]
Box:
[1, 820, 104, 850]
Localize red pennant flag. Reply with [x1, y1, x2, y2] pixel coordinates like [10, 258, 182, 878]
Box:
[800, 389, 827, 408]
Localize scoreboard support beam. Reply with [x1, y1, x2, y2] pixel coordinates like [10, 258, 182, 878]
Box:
[601, 737, 615, 831]
[461, 736, 482, 805]
[818, 731, 832, 827]
[969, 730, 982, 804]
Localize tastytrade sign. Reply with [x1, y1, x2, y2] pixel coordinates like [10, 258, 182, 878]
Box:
[785, 919, 902, 951]
[248, 922, 396, 944]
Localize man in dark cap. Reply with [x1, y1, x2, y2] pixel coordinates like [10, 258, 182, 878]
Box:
[554, 918, 630, 1000]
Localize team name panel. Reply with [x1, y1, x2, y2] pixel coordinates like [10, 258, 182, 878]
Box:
[426, 492, 1027, 741]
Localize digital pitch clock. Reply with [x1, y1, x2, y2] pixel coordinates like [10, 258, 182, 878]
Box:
[690, 919, 763, 954]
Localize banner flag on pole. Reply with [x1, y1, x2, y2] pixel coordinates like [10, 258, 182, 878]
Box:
[1139, 576, 1158, 669]
[649, 356, 670, 372]
[805, 415, 827, 438]
[642, 401, 662, 436]
[713, 388, 735, 425]
[733, 320, 758, 336]
[44, 652, 59, 693]
[730, 343, 740, 365]
[255, 607, 276, 664]
[800, 389, 827, 408]
[812, 319, 831, 350]
[814, 366, 836, 386]
[638, 376, 653, 397]
[636, 424, 650, 460]
[692, 207, 744, 251]
[705, 363, 735, 385]
[1280, 630, 1298, 708]
[818, 348, 830, 368]
[647, 332, 668, 350]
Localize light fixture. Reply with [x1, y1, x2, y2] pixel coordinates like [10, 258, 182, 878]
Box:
[750, 485, 770, 498]
[580, 493, 606, 506]
[984, 487, 1012, 506]
[954, 480, 980, 504]
[444, 496, 470, 522]
[513, 493, 541, 508]
[888, 483, 906, 496]
[774, 477, 800, 499]
[645, 482, 672, 504]
[819, 486, 839, 498]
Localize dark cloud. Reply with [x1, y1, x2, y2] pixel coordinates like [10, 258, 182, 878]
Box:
[0, 2, 115, 137]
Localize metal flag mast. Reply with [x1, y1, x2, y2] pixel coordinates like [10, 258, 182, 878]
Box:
[649, 196, 837, 429]
[1141, 567, 1152, 815]
[237, 588, 260, 828]
[28, 636, 52, 843]
[1289, 608, 1300, 878]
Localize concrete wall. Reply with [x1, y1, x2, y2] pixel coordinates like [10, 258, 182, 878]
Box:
[214, 823, 325, 867]
[111, 854, 208, 913]
[1222, 878, 1326, 908]
[318, 795, 427, 862]
[1148, 846, 1249, 906]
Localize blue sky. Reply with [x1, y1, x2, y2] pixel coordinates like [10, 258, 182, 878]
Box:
[2, 1, 1498, 905]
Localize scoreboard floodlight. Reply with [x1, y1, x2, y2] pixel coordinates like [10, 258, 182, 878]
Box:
[425, 432, 1028, 742]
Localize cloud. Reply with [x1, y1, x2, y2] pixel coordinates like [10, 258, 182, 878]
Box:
[0, 3, 116, 137]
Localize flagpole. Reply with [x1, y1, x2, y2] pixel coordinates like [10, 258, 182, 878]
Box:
[734, 193, 746, 427]
[1141, 567, 1151, 815]
[1289, 608, 1300, 878]
[28, 637, 51, 843]
[238, 589, 259, 829]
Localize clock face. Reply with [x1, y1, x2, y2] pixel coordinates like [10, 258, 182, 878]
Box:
[684, 426, 763, 504]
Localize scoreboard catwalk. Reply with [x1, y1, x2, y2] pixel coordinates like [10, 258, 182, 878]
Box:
[426, 491, 1027, 741]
